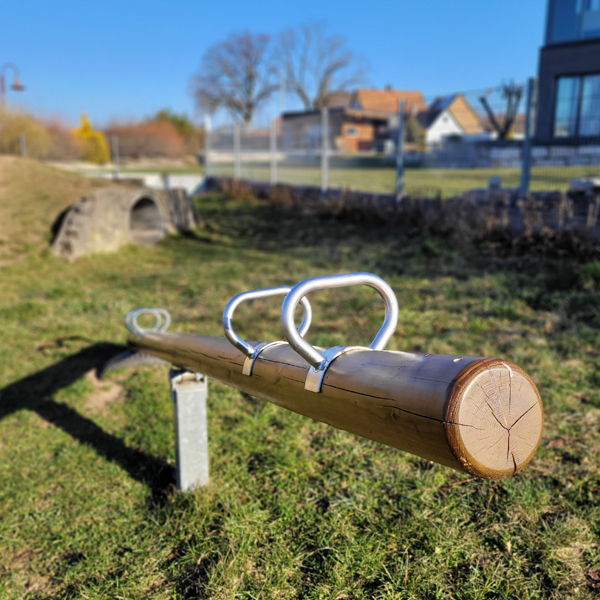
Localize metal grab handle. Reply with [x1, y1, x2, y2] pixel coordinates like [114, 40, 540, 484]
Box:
[126, 308, 171, 335]
[281, 273, 399, 370]
[223, 286, 313, 359]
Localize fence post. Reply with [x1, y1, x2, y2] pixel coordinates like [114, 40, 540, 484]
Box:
[395, 98, 406, 201]
[321, 107, 329, 195]
[234, 123, 241, 179]
[520, 77, 537, 196]
[19, 133, 26, 157]
[279, 71, 286, 114]
[203, 115, 211, 178]
[111, 135, 119, 180]
[270, 116, 277, 185]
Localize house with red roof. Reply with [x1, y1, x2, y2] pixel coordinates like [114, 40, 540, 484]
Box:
[281, 88, 427, 153]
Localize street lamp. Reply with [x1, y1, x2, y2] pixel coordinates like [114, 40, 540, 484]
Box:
[1, 63, 26, 108]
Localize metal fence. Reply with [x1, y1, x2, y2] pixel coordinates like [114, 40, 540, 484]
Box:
[206, 117, 326, 189]
[205, 79, 600, 199]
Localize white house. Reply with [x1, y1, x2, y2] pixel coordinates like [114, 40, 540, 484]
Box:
[416, 94, 483, 148]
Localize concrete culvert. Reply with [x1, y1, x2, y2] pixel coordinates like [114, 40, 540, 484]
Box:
[52, 187, 200, 260]
[129, 197, 164, 245]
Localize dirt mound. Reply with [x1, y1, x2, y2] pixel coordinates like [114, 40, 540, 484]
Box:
[0, 157, 112, 262]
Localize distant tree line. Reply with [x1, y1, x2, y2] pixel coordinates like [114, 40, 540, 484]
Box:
[0, 107, 204, 163]
[104, 109, 203, 160]
[190, 21, 367, 125]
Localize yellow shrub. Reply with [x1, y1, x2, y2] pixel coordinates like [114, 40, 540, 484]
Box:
[0, 107, 51, 158]
[73, 115, 110, 164]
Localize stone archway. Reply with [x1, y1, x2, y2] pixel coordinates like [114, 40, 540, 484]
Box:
[129, 197, 165, 245]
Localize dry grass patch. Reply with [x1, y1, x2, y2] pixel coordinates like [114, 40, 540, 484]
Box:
[0, 156, 113, 261]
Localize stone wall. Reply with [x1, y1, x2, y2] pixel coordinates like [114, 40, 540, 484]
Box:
[52, 187, 199, 260]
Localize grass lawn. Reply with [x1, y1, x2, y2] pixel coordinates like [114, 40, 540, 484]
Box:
[69, 157, 600, 199]
[2, 158, 600, 598]
[116, 160, 597, 197]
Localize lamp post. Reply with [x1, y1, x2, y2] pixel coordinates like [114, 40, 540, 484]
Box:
[0, 63, 25, 108]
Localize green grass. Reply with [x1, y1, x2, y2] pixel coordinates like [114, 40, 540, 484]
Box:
[2, 168, 600, 597]
[74, 158, 600, 198]
[135, 161, 598, 197]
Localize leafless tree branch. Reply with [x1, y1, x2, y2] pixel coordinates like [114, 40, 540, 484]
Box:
[275, 21, 368, 110]
[190, 31, 278, 125]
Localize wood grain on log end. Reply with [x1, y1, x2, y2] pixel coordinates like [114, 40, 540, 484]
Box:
[444, 359, 543, 479]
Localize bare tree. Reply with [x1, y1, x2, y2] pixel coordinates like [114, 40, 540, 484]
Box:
[276, 22, 367, 110]
[479, 83, 524, 140]
[191, 31, 277, 125]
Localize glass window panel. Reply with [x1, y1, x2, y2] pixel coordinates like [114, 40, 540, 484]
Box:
[548, 0, 582, 42]
[582, 2, 600, 37]
[554, 77, 581, 137]
[579, 74, 600, 135]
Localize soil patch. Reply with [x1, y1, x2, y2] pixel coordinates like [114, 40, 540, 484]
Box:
[85, 369, 123, 414]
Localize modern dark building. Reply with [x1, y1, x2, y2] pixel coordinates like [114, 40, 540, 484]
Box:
[536, 0, 600, 140]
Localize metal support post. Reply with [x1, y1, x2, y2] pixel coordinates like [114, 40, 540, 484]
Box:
[111, 135, 119, 180]
[234, 123, 241, 179]
[19, 133, 26, 157]
[279, 72, 286, 115]
[169, 368, 209, 491]
[520, 77, 537, 196]
[203, 115, 211, 178]
[321, 107, 329, 195]
[395, 98, 406, 202]
[270, 116, 277, 185]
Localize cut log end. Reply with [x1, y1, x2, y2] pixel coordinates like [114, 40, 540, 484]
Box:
[445, 359, 544, 479]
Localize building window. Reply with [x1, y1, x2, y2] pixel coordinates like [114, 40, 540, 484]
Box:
[583, 0, 600, 37]
[580, 74, 600, 134]
[547, 0, 600, 43]
[346, 127, 359, 137]
[554, 77, 581, 136]
[554, 73, 600, 136]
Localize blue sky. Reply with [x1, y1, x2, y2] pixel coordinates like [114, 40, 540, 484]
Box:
[1, 0, 548, 126]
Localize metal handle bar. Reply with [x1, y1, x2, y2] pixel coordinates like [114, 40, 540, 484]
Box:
[281, 273, 399, 370]
[223, 286, 313, 359]
[126, 307, 171, 335]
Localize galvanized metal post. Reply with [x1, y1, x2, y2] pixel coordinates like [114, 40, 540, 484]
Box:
[204, 115, 211, 178]
[395, 98, 406, 202]
[270, 116, 277, 185]
[234, 123, 241, 179]
[170, 368, 209, 491]
[111, 135, 119, 180]
[321, 107, 329, 195]
[19, 133, 26, 157]
[520, 77, 537, 196]
[279, 71, 286, 115]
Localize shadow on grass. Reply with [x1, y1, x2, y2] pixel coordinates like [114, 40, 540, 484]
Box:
[0, 342, 175, 503]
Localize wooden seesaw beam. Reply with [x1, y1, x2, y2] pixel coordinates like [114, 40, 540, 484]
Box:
[126, 330, 543, 481]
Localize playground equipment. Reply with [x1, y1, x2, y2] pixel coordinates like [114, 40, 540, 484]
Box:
[118, 273, 544, 490]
